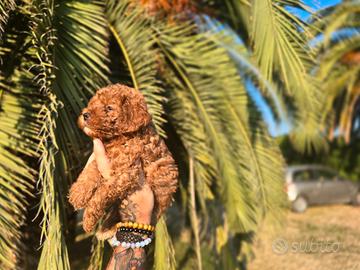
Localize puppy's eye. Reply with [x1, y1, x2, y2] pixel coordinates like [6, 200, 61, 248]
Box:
[105, 105, 113, 112]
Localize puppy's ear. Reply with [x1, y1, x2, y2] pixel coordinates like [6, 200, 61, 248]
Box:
[120, 90, 152, 133]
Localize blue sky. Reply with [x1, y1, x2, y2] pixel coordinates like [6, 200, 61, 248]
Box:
[305, 0, 341, 7]
[253, 0, 342, 136]
[289, 0, 342, 19]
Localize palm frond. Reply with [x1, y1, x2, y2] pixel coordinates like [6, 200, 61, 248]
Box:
[0, 7, 41, 269]
[0, 77, 38, 269]
[311, 1, 360, 47]
[251, 0, 313, 93]
[0, 0, 15, 38]
[157, 22, 285, 233]
[154, 217, 177, 270]
[164, 60, 217, 212]
[88, 237, 105, 270]
[318, 35, 360, 79]
[188, 156, 202, 270]
[29, 1, 71, 269]
[52, 0, 110, 182]
[321, 66, 360, 123]
[157, 24, 250, 230]
[203, 17, 288, 123]
[214, 0, 251, 35]
[251, 0, 324, 152]
[106, 0, 167, 137]
[32, 1, 111, 268]
[313, 1, 360, 143]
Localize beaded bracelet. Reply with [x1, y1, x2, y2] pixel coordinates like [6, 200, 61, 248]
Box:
[116, 231, 145, 243]
[117, 226, 153, 237]
[109, 234, 152, 249]
[116, 221, 155, 232]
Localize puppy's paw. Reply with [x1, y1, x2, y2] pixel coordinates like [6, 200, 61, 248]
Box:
[82, 207, 98, 233]
[68, 181, 96, 210]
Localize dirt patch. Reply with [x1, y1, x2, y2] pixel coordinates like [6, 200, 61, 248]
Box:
[248, 205, 360, 270]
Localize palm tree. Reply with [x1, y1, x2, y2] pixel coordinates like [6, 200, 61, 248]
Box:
[313, 0, 360, 144]
[0, 0, 323, 269]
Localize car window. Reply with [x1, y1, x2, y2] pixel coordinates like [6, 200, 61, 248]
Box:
[293, 170, 313, 182]
[312, 169, 338, 181]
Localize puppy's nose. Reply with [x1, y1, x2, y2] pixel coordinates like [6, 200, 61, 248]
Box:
[83, 112, 90, 121]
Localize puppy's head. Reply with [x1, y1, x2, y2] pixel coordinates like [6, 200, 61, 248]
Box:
[78, 84, 152, 139]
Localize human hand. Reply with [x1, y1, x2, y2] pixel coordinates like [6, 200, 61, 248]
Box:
[84, 138, 112, 179]
[88, 138, 155, 225]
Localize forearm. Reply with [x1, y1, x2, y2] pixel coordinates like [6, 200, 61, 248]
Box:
[105, 184, 155, 270]
[106, 246, 146, 270]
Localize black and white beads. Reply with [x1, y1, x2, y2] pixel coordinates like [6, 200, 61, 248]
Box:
[109, 235, 152, 249]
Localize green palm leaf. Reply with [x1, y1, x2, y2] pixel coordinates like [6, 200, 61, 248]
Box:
[88, 237, 105, 270]
[0, 9, 40, 268]
[157, 22, 285, 232]
[251, 0, 324, 152]
[318, 35, 360, 79]
[0, 78, 38, 269]
[313, 0, 360, 143]
[0, 0, 15, 38]
[154, 217, 177, 270]
[29, 1, 71, 269]
[106, 0, 167, 137]
[204, 18, 288, 125]
[29, 0, 110, 268]
[311, 1, 360, 47]
[158, 27, 248, 230]
[166, 73, 217, 212]
[52, 0, 110, 178]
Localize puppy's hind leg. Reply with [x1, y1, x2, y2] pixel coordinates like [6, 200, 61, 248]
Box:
[144, 156, 179, 221]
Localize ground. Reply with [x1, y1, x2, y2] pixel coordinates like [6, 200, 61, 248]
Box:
[248, 205, 360, 270]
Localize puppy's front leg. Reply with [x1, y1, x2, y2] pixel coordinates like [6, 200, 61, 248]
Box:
[68, 160, 102, 210]
[82, 162, 143, 233]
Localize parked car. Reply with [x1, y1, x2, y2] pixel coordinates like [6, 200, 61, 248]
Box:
[285, 165, 360, 212]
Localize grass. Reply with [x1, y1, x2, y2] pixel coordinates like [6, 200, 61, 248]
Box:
[248, 205, 360, 270]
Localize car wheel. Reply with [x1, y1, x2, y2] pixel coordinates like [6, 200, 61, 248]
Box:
[292, 196, 308, 213]
[352, 192, 360, 206]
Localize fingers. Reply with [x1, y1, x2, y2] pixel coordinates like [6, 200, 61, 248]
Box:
[84, 152, 95, 168]
[93, 138, 112, 179]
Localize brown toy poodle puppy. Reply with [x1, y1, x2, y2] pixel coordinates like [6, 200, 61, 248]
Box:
[68, 84, 178, 239]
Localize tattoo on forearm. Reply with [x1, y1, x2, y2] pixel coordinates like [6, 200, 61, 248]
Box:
[119, 199, 138, 222]
[113, 248, 146, 270]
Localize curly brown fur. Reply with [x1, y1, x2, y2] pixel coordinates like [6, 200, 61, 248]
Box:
[68, 84, 178, 234]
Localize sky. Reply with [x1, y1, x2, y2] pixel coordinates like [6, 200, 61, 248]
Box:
[289, 0, 342, 20]
[252, 0, 342, 136]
